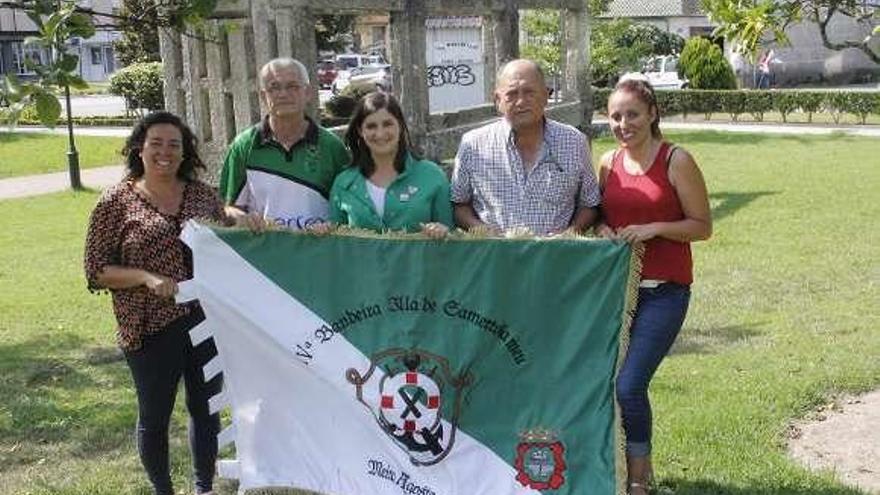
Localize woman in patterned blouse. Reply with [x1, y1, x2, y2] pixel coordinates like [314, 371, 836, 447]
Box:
[84, 112, 225, 495]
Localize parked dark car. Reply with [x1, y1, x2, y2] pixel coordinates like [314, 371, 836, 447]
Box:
[317, 60, 338, 89]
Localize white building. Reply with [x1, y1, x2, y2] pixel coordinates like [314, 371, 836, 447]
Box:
[0, 0, 120, 83]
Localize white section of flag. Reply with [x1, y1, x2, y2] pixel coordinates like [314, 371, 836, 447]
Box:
[179, 222, 541, 495]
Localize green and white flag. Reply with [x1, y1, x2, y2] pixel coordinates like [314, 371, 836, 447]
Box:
[178, 221, 639, 495]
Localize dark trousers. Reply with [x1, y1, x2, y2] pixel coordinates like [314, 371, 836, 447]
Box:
[125, 307, 222, 495]
[616, 283, 690, 457]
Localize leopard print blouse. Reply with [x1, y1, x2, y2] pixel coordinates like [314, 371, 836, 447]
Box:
[84, 179, 225, 351]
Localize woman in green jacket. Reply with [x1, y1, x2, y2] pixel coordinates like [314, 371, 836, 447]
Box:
[329, 92, 453, 237]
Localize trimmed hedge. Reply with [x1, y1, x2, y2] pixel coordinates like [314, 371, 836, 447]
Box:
[593, 89, 880, 124]
[16, 116, 136, 127]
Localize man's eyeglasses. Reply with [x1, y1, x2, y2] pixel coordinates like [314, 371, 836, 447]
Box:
[265, 82, 303, 94]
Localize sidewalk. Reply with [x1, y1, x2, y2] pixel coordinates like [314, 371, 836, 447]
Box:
[0, 165, 124, 200]
[659, 120, 880, 137]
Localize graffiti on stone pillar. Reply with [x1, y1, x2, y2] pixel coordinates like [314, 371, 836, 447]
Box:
[426, 64, 476, 87]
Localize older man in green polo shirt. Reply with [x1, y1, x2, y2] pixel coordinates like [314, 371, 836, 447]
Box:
[219, 57, 350, 230]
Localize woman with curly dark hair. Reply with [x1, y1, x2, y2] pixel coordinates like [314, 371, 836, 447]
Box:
[84, 111, 225, 495]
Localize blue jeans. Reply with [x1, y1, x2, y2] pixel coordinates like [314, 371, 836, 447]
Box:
[125, 306, 222, 495]
[616, 283, 690, 457]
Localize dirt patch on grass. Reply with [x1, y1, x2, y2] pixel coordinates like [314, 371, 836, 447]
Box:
[789, 389, 880, 494]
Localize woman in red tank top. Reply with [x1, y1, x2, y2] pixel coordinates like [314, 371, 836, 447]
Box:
[596, 76, 712, 494]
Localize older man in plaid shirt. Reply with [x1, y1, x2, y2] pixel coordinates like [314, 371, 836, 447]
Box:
[451, 59, 600, 235]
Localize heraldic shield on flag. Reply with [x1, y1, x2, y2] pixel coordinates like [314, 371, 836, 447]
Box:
[177, 221, 640, 495]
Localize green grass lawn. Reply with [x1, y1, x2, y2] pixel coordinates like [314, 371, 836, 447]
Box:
[0, 133, 125, 179]
[1, 130, 878, 494]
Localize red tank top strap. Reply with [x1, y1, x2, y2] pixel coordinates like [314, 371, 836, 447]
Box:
[646, 142, 671, 177]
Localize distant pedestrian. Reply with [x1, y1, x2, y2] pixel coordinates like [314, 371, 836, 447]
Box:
[757, 49, 776, 89]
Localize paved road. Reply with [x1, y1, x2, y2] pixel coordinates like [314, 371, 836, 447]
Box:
[65, 95, 127, 117]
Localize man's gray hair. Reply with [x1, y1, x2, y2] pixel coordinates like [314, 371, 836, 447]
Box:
[259, 58, 309, 88]
[496, 59, 546, 88]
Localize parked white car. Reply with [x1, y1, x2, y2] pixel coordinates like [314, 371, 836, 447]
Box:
[332, 64, 393, 95]
[642, 55, 688, 90]
[335, 53, 386, 70]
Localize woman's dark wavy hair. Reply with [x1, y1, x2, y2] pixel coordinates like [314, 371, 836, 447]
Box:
[122, 111, 205, 180]
[612, 76, 663, 139]
[344, 91, 413, 176]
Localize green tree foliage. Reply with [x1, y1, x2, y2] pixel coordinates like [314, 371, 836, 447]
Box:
[316, 15, 355, 53]
[679, 36, 737, 89]
[0, 0, 94, 127]
[521, 10, 562, 78]
[109, 62, 165, 114]
[701, 0, 879, 63]
[591, 19, 650, 87]
[589, 20, 686, 88]
[113, 0, 161, 66]
[518, 0, 612, 82]
[620, 23, 686, 56]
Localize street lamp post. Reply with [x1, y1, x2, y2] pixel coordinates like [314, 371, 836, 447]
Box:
[63, 74, 82, 190]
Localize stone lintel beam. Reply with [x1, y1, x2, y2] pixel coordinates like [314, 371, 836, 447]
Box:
[212, 0, 584, 16]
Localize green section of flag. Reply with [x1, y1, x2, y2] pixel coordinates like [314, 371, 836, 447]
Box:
[216, 230, 633, 494]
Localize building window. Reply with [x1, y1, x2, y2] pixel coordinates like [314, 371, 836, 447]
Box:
[91, 47, 103, 65]
[11, 42, 50, 75]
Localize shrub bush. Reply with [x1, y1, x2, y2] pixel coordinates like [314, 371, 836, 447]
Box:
[593, 88, 611, 115]
[719, 91, 748, 121]
[772, 92, 800, 123]
[798, 92, 825, 123]
[324, 95, 357, 119]
[324, 85, 382, 119]
[825, 92, 851, 124]
[109, 62, 164, 114]
[679, 37, 736, 90]
[844, 92, 880, 124]
[746, 91, 773, 122]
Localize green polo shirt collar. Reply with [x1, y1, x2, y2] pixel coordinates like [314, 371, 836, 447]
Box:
[255, 115, 320, 151]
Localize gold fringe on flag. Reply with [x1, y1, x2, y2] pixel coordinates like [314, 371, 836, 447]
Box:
[614, 241, 645, 495]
